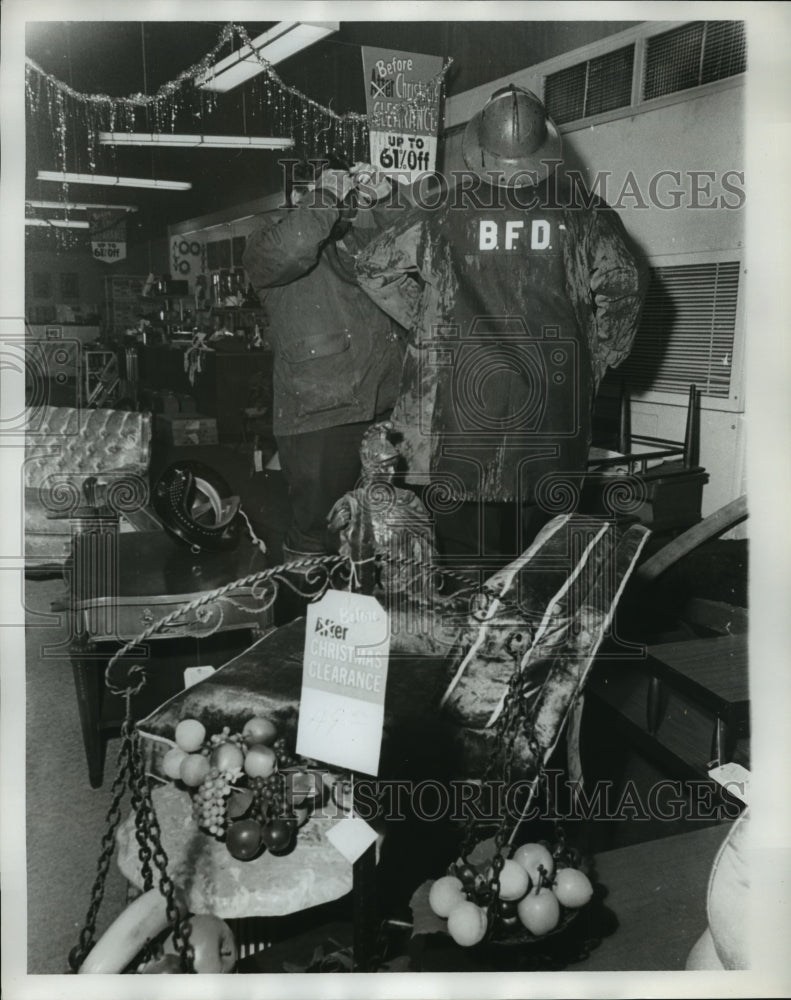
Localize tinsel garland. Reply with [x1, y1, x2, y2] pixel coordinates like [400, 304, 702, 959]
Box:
[25, 22, 453, 170]
[25, 22, 452, 250]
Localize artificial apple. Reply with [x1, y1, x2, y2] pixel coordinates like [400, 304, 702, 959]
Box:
[487, 859, 530, 901]
[261, 818, 296, 855]
[243, 744, 277, 779]
[226, 818, 263, 861]
[209, 741, 245, 772]
[512, 842, 554, 884]
[242, 716, 278, 746]
[517, 886, 560, 936]
[428, 876, 465, 918]
[179, 753, 210, 788]
[162, 747, 187, 781]
[174, 719, 206, 753]
[447, 900, 488, 947]
[164, 915, 237, 973]
[552, 867, 593, 908]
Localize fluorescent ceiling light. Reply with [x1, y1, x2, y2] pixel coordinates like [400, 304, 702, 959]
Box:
[26, 200, 139, 212]
[98, 132, 294, 150]
[25, 218, 90, 229]
[197, 22, 339, 93]
[37, 171, 191, 191]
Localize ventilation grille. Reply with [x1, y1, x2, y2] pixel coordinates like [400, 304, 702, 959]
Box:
[644, 21, 746, 100]
[544, 45, 634, 125]
[613, 261, 740, 398]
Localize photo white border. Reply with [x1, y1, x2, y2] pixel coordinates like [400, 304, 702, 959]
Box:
[2, 2, 790, 998]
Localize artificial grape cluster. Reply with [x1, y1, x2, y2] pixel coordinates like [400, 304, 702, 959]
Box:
[272, 737, 297, 769]
[249, 773, 287, 824]
[191, 768, 235, 836]
[200, 726, 246, 756]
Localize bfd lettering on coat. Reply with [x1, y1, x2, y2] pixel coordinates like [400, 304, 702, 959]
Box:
[478, 219, 551, 251]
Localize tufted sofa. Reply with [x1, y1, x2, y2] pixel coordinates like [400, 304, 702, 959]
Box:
[25, 406, 152, 570]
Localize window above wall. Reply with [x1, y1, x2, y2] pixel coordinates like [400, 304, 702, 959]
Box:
[542, 20, 746, 130]
[545, 44, 635, 125]
[643, 21, 746, 100]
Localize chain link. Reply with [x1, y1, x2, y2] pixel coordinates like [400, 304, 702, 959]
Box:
[68, 727, 133, 970]
[70, 547, 481, 972]
[457, 613, 546, 893]
[128, 717, 154, 893]
[126, 723, 195, 973]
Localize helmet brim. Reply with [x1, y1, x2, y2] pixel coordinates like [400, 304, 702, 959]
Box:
[461, 112, 563, 188]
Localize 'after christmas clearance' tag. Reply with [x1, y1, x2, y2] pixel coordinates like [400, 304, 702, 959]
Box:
[297, 590, 389, 776]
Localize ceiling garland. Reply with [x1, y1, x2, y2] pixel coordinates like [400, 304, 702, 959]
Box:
[25, 22, 453, 174]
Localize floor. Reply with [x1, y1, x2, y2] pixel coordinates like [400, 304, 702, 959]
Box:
[21, 440, 749, 976]
[24, 576, 128, 974]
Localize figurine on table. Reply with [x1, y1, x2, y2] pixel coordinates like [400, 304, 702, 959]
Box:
[327, 421, 438, 597]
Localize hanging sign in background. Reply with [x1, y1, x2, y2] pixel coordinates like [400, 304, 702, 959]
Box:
[89, 210, 127, 263]
[297, 590, 390, 776]
[361, 46, 444, 184]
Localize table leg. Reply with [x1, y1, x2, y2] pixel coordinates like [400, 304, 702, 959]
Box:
[713, 716, 734, 768]
[70, 648, 106, 788]
[352, 843, 377, 971]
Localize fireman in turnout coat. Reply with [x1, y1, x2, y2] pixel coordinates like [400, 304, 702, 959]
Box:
[243, 164, 407, 558]
[356, 86, 648, 561]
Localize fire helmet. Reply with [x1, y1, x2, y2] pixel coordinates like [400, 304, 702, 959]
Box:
[462, 85, 563, 188]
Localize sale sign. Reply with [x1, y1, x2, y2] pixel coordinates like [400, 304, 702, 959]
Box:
[297, 590, 390, 776]
[89, 209, 127, 263]
[361, 46, 444, 184]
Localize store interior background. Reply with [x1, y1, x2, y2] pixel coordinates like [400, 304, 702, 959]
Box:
[25, 17, 747, 522]
[17, 14, 756, 977]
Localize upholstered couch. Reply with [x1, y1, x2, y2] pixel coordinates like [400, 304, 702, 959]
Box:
[24, 406, 152, 570]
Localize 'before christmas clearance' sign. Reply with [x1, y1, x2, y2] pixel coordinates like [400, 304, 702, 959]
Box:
[89, 209, 127, 263]
[361, 46, 444, 185]
[297, 590, 390, 776]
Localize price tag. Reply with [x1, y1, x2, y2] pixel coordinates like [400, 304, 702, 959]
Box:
[297, 590, 389, 776]
[183, 665, 215, 689]
[708, 762, 750, 804]
[326, 814, 379, 864]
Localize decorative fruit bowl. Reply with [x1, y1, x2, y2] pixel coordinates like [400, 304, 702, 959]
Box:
[160, 715, 328, 863]
[423, 836, 594, 950]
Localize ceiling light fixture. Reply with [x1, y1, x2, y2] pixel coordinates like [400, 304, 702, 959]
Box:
[26, 200, 139, 212]
[25, 218, 91, 229]
[98, 132, 294, 150]
[196, 21, 339, 93]
[37, 171, 192, 191]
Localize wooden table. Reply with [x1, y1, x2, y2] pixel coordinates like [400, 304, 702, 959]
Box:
[587, 634, 749, 777]
[66, 530, 271, 787]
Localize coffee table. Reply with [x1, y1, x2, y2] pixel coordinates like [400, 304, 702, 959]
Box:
[65, 530, 271, 787]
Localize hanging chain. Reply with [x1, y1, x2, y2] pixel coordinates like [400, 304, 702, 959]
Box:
[126, 719, 195, 972]
[68, 715, 133, 971]
[129, 717, 154, 892]
[69, 692, 195, 973]
[70, 548, 480, 972]
[452, 608, 552, 933]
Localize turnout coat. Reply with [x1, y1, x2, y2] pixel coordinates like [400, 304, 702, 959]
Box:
[355, 180, 648, 503]
[243, 197, 406, 438]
